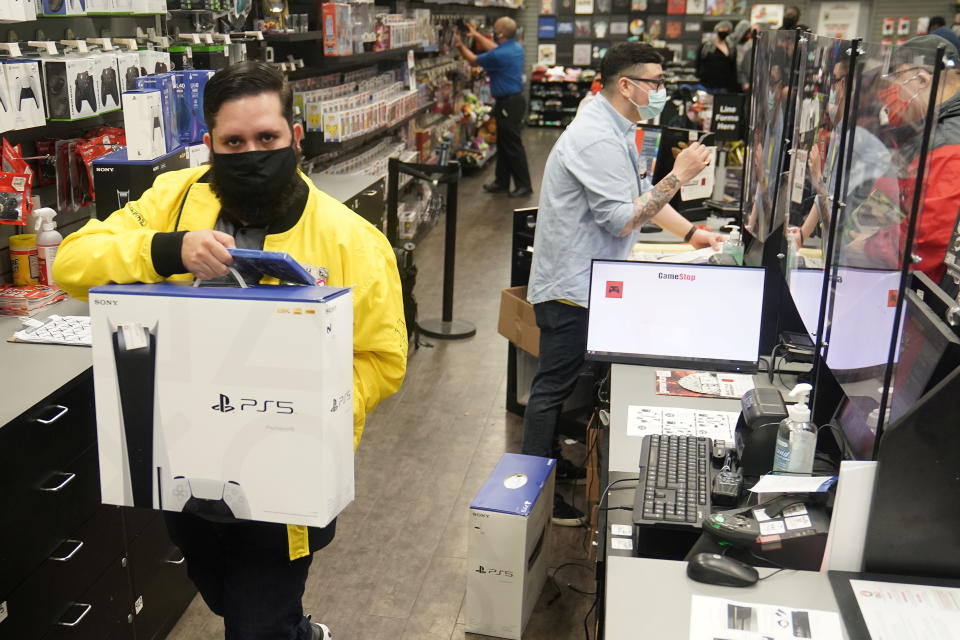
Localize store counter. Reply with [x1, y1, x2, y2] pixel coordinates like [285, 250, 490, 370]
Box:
[604, 556, 849, 640]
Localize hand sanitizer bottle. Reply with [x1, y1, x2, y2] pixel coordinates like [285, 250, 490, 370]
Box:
[34, 207, 63, 287]
[721, 225, 744, 265]
[772, 383, 816, 474]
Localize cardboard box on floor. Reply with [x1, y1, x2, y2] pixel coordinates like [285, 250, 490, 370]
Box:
[497, 286, 539, 357]
[89, 282, 355, 529]
[466, 454, 555, 639]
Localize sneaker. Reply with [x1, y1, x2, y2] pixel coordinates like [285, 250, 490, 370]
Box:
[556, 457, 587, 485]
[308, 617, 332, 640]
[509, 187, 533, 198]
[552, 494, 585, 527]
[482, 182, 509, 194]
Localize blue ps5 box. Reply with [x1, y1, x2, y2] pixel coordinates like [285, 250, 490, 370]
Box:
[135, 72, 180, 152]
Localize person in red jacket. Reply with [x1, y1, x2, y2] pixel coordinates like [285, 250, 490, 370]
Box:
[847, 33, 960, 284]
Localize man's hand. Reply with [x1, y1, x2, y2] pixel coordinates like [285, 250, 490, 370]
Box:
[181, 230, 235, 280]
[672, 142, 712, 183]
[689, 228, 724, 249]
[452, 33, 463, 48]
[466, 21, 478, 36]
[808, 142, 823, 187]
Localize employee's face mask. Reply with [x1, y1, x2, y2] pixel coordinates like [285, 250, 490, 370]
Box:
[626, 78, 667, 121]
[210, 143, 299, 225]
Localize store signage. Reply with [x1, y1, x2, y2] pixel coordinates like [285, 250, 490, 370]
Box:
[711, 94, 745, 141]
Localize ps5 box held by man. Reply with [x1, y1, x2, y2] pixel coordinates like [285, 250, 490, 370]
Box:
[89, 282, 355, 528]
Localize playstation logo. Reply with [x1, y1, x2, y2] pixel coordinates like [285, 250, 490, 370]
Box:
[212, 394, 235, 413]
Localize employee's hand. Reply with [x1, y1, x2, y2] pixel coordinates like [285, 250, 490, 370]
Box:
[808, 143, 823, 186]
[181, 230, 235, 281]
[452, 33, 463, 48]
[689, 228, 724, 249]
[672, 142, 713, 184]
[466, 21, 478, 36]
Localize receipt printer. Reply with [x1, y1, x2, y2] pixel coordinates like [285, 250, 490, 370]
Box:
[735, 388, 788, 477]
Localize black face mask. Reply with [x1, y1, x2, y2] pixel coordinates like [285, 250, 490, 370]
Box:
[210, 146, 300, 227]
[717, 31, 729, 41]
[782, 17, 798, 29]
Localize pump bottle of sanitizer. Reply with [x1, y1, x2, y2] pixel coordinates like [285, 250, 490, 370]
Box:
[772, 383, 816, 474]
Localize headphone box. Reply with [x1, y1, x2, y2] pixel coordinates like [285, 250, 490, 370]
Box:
[121, 88, 167, 161]
[91, 145, 188, 219]
[3, 60, 46, 129]
[89, 283, 355, 528]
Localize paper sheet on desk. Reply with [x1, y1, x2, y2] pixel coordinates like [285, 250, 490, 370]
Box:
[749, 474, 837, 494]
[626, 404, 740, 448]
[689, 595, 844, 639]
[630, 246, 721, 264]
[850, 579, 960, 640]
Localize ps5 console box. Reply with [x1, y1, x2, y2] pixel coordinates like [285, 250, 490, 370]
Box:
[466, 454, 555, 640]
[92, 146, 189, 219]
[89, 283, 355, 529]
[135, 72, 180, 153]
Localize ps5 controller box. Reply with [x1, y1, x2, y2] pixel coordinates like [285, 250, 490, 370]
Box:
[89, 282, 355, 529]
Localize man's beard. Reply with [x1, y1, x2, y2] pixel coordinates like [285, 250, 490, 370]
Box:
[208, 154, 304, 228]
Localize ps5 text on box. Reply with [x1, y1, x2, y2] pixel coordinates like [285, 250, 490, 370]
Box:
[89, 283, 355, 529]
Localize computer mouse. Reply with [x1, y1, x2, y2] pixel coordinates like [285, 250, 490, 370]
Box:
[686, 553, 759, 587]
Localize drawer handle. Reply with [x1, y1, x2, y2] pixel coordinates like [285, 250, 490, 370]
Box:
[57, 603, 93, 627]
[164, 551, 186, 566]
[361, 189, 379, 197]
[36, 404, 69, 425]
[51, 539, 85, 562]
[40, 472, 77, 492]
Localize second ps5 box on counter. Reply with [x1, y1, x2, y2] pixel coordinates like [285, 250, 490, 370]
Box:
[89, 283, 355, 528]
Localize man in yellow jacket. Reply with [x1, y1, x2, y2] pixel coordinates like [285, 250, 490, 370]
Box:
[54, 61, 407, 640]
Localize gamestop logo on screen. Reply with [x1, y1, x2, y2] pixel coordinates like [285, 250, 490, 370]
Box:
[605, 281, 623, 298]
[658, 272, 696, 282]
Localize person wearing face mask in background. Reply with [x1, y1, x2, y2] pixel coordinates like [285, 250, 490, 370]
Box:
[732, 20, 754, 92]
[453, 17, 533, 198]
[696, 21, 740, 94]
[780, 6, 802, 31]
[53, 61, 408, 640]
[524, 42, 722, 526]
[846, 32, 960, 285]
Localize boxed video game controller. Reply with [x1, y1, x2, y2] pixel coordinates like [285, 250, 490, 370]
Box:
[116, 51, 142, 95]
[173, 69, 214, 144]
[89, 283, 355, 528]
[135, 72, 180, 153]
[38, 0, 85, 16]
[3, 60, 46, 129]
[93, 52, 121, 111]
[0, 74, 13, 133]
[138, 48, 171, 75]
[121, 88, 166, 160]
[0, 0, 36, 21]
[43, 56, 99, 120]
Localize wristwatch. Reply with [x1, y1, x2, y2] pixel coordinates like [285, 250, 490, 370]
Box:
[683, 226, 697, 243]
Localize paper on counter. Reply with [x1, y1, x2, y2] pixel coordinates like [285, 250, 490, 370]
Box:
[749, 474, 837, 494]
[689, 594, 844, 640]
[626, 404, 740, 448]
[850, 579, 960, 640]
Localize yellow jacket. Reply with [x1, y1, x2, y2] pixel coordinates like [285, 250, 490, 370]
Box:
[55, 166, 407, 559]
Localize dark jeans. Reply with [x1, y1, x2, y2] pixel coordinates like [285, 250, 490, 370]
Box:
[164, 512, 314, 640]
[522, 301, 589, 458]
[494, 93, 532, 191]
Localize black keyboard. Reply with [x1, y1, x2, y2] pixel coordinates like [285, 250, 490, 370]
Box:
[631, 434, 712, 528]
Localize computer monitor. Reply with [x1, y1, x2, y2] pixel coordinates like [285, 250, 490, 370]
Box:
[787, 268, 825, 341]
[586, 260, 766, 371]
[635, 124, 661, 180]
[833, 287, 960, 459]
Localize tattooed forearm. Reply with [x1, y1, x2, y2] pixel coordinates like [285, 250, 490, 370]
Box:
[620, 174, 681, 236]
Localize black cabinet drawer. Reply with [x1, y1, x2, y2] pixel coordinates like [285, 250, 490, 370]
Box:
[46, 557, 134, 640]
[128, 522, 196, 640]
[120, 507, 163, 545]
[0, 447, 102, 596]
[0, 371, 95, 491]
[0, 506, 125, 640]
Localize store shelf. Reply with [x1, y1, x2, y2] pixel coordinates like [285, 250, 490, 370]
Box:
[263, 30, 324, 42]
[404, 0, 520, 14]
[302, 101, 437, 157]
[287, 46, 424, 79]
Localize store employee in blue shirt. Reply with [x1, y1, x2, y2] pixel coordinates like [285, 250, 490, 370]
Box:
[525, 42, 721, 525]
[454, 17, 533, 198]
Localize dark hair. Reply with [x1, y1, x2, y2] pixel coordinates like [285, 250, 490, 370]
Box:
[930, 16, 947, 30]
[203, 61, 294, 132]
[600, 42, 663, 87]
[784, 6, 800, 19]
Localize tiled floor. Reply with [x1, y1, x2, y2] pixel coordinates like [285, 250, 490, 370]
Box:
[164, 128, 597, 640]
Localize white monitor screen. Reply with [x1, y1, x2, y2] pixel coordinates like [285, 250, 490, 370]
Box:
[586, 260, 766, 371]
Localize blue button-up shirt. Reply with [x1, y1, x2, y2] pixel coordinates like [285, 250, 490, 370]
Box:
[528, 93, 652, 307]
[476, 40, 524, 97]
